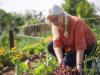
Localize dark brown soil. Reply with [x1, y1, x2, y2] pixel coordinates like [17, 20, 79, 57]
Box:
[52, 65, 80, 75]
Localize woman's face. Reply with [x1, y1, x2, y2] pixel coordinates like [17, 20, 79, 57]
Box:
[47, 15, 64, 28]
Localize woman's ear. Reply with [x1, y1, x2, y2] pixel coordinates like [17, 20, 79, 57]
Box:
[45, 15, 51, 24]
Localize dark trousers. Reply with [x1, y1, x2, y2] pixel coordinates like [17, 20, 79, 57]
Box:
[47, 41, 97, 67]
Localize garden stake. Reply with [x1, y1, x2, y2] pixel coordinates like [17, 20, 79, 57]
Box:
[9, 30, 14, 49]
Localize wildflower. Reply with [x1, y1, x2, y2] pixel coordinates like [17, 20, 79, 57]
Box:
[23, 45, 33, 50]
[19, 51, 25, 59]
[11, 47, 17, 52]
[0, 48, 4, 56]
[97, 40, 100, 45]
[16, 53, 20, 58]
[33, 43, 40, 47]
[16, 51, 25, 60]
[43, 35, 52, 43]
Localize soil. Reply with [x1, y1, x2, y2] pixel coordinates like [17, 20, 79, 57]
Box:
[51, 65, 80, 75]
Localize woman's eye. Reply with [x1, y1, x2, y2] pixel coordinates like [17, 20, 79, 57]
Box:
[52, 17, 58, 22]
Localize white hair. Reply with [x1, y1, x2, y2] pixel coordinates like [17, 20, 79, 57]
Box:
[48, 5, 69, 16]
[49, 5, 64, 15]
[45, 5, 70, 25]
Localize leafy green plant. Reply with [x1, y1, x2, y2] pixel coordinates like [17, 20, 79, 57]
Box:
[34, 53, 57, 75]
[15, 60, 33, 75]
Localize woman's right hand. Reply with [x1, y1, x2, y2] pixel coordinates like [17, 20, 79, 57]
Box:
[58, 58, 66, 67]
[58, 58, 63, 65]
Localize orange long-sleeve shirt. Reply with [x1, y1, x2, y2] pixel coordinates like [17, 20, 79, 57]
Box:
[53, 16, 96, 51]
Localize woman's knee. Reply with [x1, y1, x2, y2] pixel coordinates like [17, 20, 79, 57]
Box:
[47, 41, 53, 51]
[47, 41, 56, 55]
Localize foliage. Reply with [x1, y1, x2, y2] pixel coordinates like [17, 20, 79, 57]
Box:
[62, 0, 96, 26]
[76, 0, 95, 18]
[24, 10, 43, 25]
[0, 9, 25, 35]
[0, 9, 8, 31]
[12, 13, 25, 26]
[25, 18, 40, 25]
[92, 26, 100, 40]
[15, 60, 34, 75]
[62, 0, 95, 16]
[0, 9, 44, 35]
[34, 55, 57, 75]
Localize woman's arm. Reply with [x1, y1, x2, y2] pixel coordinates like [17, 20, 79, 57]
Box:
[74, 20, 86, 75]
[54, 47, 63, 64]
[52, 25, 63, 64]
[76, 50, 84, 66]
[76, 50, 84, 75]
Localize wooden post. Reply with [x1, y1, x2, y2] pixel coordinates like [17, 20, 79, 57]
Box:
[9, 30, 14, 49]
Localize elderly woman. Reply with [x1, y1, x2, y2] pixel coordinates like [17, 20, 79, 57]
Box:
[46, 5, 96, 74]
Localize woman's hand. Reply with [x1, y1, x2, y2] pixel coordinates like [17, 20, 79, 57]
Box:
[76, 50, 84, 75]
[53, 47, 63, 65]
[58, 58, 63, 65]
[76, 64, 82, 75]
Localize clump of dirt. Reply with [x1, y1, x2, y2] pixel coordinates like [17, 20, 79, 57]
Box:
[52, 65, 80, 75]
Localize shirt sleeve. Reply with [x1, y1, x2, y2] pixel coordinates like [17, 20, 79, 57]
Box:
[52, 25, 62, 48]
[74, 19, 86, 51]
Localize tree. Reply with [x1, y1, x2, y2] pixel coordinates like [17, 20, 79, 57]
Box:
[0, 9, 5, 33]
[62, 0, 96, 26]
[24, 10, 43, 25]
[0, 9, 8, 32]
[62, 0, 79, 15]
[76, 0, 95, 18]
[12, 13, 25, 26]
[62, 0, 95, 17]
[0, 9, 25, 34]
